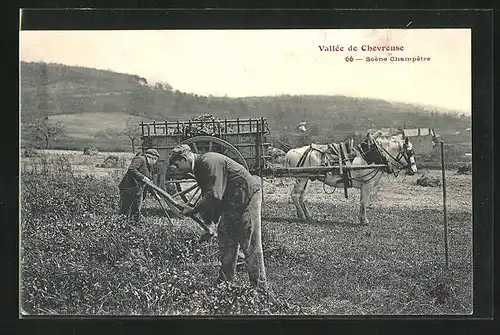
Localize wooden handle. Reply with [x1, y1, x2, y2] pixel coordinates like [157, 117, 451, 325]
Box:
[151, 189, 174, 226]
[145, 181, 214, 234]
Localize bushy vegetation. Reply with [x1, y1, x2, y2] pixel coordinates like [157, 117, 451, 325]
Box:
[20, 153, 473, 316]
[20, 158, 303, 315]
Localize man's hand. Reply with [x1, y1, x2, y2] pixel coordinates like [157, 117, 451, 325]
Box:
[182, 205, 196, 217]
[142, 177, 153, 185]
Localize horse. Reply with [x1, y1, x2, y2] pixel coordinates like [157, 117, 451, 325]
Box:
[283, 130, 418, 225]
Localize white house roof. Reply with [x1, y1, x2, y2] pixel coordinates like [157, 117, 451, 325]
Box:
[355, 127, 438, 137]
[403, 128, 435, 137]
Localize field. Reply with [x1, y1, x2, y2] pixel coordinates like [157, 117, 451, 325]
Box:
[49, 113, 149, 140]
[19, 150, 473, 316]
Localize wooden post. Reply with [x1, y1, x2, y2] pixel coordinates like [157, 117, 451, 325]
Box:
[340, 141, 350, 198]
[260, 117, 265, 172]
[256, 119, 264, 201]
[255, 122, 260, 165]
[261, 118, 265, 201]
[441, 141, 449, 269]
[237, 118, 240, 148]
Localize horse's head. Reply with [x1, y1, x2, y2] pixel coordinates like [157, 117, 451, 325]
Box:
[431, 134, 441, 148]
[403, 136, 418, 175]
[371, 133, 417, 175]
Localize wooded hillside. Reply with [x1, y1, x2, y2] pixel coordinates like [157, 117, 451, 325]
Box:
[20, 61, 471, 150]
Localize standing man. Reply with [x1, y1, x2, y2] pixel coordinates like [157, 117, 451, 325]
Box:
[168, 144, 267, 290]
[118, 148, 160, 224]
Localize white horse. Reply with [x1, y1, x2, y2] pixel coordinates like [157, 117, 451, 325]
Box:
[284, 131, 418, 225]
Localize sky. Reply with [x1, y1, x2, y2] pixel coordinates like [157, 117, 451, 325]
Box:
[20, 29, 471, 114]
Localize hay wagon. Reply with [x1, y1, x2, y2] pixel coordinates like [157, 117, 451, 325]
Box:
[139, 117, 273, 211]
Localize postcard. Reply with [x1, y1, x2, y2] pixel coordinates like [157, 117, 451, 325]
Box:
[20, 24, 474, 316]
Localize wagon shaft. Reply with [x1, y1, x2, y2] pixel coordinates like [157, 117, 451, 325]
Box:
[262, 164, 389, 178]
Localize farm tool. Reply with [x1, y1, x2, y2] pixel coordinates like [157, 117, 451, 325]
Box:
[150, 188, 174, 227]
[143, 179, 217, 237]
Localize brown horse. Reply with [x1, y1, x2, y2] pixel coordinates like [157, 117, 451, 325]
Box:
[284, 131, 417, 225]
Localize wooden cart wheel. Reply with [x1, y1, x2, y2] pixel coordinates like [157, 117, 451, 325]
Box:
[168, 136, 249, 206]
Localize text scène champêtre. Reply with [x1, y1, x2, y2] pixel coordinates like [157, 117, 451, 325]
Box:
[318, 45, 404, 52]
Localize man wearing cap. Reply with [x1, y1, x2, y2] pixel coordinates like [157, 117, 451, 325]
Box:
[118, 148, 160, 223]
[168, 144, 267, 289]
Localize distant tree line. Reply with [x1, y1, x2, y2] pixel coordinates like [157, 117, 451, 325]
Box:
[21, 61, 471, 149]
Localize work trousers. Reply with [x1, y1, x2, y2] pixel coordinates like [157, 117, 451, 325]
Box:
[217, 189, 267, 289]
[119, 189, 143, 223]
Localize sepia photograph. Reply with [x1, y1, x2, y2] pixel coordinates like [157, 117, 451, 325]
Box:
[19, 23, 474, 316]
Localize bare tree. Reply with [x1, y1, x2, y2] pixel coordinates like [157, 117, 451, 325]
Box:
[28, 117, 65, 149]
[161, 82, 173, 91]
[123, 117, 141, 153]
[155, 82, 173, 91]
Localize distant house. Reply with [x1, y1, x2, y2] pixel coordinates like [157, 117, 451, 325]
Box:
[298, 125, 307, 132]
[355, 127, 439, 155]
[297, 121, 308, 133]
[367, 128, 399, 137]
[401, 128, 439, 154]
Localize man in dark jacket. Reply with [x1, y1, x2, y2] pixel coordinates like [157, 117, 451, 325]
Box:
[118, 148, 160, 223]
[168, 144, 267, 289]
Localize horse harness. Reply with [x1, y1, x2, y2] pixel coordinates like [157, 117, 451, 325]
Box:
[356, 136, 412, 177]
[293, 136, 412, 200]
[383, 140, 414, 173]
[296, 141, 355, 190]
[356, 138, 392, 175]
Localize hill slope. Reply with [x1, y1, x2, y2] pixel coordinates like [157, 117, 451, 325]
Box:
[20, 61, 471, 151]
